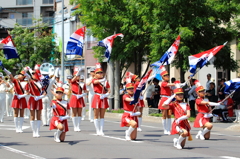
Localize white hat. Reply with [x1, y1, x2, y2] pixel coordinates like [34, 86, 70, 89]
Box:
[80, 75, 84, 79]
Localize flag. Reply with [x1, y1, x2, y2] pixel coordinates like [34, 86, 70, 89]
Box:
[189, 42, 227, 76]
[97, 33, 124, 62]
[150, 35, 180, 67]
[66, 26, 86, 56]
[224, 78, 240, 94]
[130, 69, 152, 105]
[0, 35, 19, 59]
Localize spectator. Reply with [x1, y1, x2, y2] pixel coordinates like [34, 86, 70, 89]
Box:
[218, 78, 226, 100]
[232, 90, 240, 123]
[145, 81, 155, 107]
[152, 78, 161, 108]
[171, 77, 176, 91]
[188, 79, 197, 117]
[206, 82, 217, 102]
[206, 73, 213, 91]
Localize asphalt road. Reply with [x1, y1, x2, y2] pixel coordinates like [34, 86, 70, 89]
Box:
[0, 115, 240, 159]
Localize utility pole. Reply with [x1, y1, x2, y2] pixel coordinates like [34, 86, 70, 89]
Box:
[61, 0, 65, 82]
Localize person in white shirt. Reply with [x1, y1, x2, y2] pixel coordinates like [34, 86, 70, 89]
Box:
[0, 73, 10, 122]
[188, 79, 197, 117]
[63, 75, 73, 102]
[86, 68, 95, 122]
[5, 77, 14, 117]
[206, 74, 212, 91]
[145, 81, 155, 107]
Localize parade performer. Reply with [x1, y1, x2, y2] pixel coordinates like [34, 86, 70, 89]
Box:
[5, 77, 14, 117]
[3, 67, 28, 133]
[163, 88, 191, 149]
[121, 83, 140, 140]
[92, 68, 110, 136]
[86, 68, 95, 122]
[25, 66, 46, 137]
[158, 70, 176, 135]
[63, 75, 73, 102]
[132, 74, 144, 132]
[50, 87, 70, 142]
[194, 85, 221, 140]
[69, 68, 87, 132]
[80, 75, 87, 120]
[0, 72, 9, 123]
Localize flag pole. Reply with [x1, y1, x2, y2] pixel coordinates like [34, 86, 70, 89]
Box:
[61, 0, 65, 83]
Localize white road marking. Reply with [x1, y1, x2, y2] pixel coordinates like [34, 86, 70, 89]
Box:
[90, 134, 143, 143]
[0, 125, 30, 131]
[220, 156, 240, 159]
[0, 144, 46, 159]
[211, 132, 240, 138]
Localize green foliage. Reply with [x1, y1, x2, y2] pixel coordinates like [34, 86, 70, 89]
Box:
[1, 18, 58, 75]
[70, 0, 240, 78]
[106, 109, 124, 113]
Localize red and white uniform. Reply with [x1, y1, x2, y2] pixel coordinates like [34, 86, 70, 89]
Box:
[91, 79, 110, 109]
[25, 80, 43, 110]
[11, 79, 27, 109]
[194, 97, 211, 128]
[49, 99, 70, 132]
[134, 81, 144, 107]
[158, 81, 171, 109]
[121, 94, 138, 127]
[169, 101, 191, 136]
[69, 80, 86, 108]
[220, 98, 234, 117]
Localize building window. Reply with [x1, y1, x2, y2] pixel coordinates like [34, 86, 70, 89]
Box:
[0, 13, 8, 19]
[43, 0, 54, 4]
[22, 12, 33, 18]
[16, 0, 33, 5]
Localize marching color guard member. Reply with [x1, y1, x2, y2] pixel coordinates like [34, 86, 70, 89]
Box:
[132, 74, 145, 132]
[80, 75, 87, 120]
[63, 75, 73, 102]
[163, 88, 191, 149]
[25, 67, 46, 137]
[3, 68, 28, 133]
[92, 68, 110, 136]
[5, 77, 14, 117]
[0, 72, 9, 123]
[121, 83, 140, 140]
[50, 87, 70, 142]
[86, 68, 95, 122]
[158, 70, 176, 135]
[69, 68, 87, 132]
[194, 85, 221, 140]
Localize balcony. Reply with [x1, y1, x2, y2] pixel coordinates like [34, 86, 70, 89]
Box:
[42, 17, 54, 26]
[0, 18, 17, 28]
[16, 18, 32, 26]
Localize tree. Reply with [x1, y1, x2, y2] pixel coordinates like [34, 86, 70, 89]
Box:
[0, 18, 58, 74]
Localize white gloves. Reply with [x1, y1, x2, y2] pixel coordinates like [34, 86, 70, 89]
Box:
[76, 68, 82, 76]
[76, 93, 86, 99]
[34, 94, 45, 101]
[54, 68, 60, 77]
[139, 95, 144, 100]
[208, 102, 221, 106]
[100, 93, 109, 99]
[3, 68, 11, 75]
[180, 82, 187, 87]
[52, 104, 56, 109]
[17, 94, 28, 99]
[24, 73, 31, 80]
[163, 94, 176, 105]
[59, 115, 70, 121]
[175, 115, 188, 124]
[204, 113, 213, 118]
[130, 112, 141, 117]
[98, 78, 106, 83]
[147, 75, 155, 82]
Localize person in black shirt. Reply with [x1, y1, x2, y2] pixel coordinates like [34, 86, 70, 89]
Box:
[152, 78, 160, 108]
[218, 78, 226, 100]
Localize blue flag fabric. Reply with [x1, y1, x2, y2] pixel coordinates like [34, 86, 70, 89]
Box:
[0, 35, 19, 59]
[224, 78, 240, 94]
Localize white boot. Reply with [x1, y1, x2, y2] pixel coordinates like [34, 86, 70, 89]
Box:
[72, 117, 78, 132]
[237, 110, 240, 123]
[18, 117, 24, 133]
[195, 130, 202, 139]
[82, 107, 86, 120]
[35, 120, 41, 138]
[200, 128, 210, 140]
[77, 117, 82, 132]
[233, 110, 239, 123]
[162, 119, 168, 134]
[166, 118, 172, 135]
[54, 129, 62, 142]
[94, 119, 100, 135]
[125, 126, 135, 141]
[99, 118, 105, 136]
[173, 138, 178, 147]
[30, 120, 36, 137]
[176, 135, 186, 149]
[14, 117, 19, 133]
[137, 117, 142, 132]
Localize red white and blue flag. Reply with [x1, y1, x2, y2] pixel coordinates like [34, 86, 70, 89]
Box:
[0, 35, 19, 59]
[224, 78, 240, 94]
[66, 26, 86, 56]
[188, 42, 227, 76]
[97, 33, 124, 62]
[130, 69, 152, 105]
[151, 35, 180, 67]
